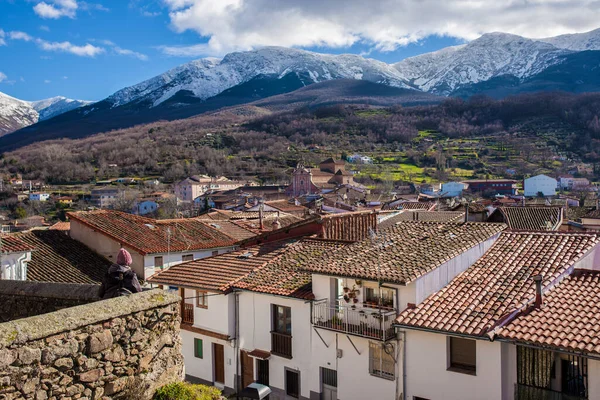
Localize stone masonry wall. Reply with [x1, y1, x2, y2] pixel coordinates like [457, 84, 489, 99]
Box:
[0, 289, 184, 400]
[0, 281, 100, 323]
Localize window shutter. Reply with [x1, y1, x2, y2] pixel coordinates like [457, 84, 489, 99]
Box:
[194, 338, 203, 359]
[450, 337, 476, 370]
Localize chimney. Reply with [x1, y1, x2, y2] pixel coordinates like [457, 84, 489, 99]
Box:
[259, 199, 264, 231]
[533, 274, 543, 308]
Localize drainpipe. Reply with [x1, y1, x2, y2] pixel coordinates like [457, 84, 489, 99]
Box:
[16, 253, 28, 281]
[234, 290, 240, 399]
[402, 330, 407, 400]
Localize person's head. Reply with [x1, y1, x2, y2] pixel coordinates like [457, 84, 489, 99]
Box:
[116, 248, 133, 266]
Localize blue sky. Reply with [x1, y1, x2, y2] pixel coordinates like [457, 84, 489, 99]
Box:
[0, 0, 597, 101]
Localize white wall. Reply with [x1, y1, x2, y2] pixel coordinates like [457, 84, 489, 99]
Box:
[0, 251, 32, 280]
[405, 330, 503, 400]
[524, 175, 557, 197]
[589, 359, 600, 400]
[442, 182, 466, 198]
[143, 247, 234, 278]
[415, 234, 500, 304]
[238, 292, 313, 399]
[310, 328, 399, 400]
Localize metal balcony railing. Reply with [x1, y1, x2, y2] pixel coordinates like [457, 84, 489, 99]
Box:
[182, 303, 194, 325]
[312, 299, 396, 341]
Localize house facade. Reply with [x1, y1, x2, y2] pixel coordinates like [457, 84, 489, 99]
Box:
[463, 179, 518, 196]
[441, 181, 468, 198]
[90, 187, 122, 208]
[523, 174, 557, 197]
[0, 236, 34, 280]
[67, 210, 237, 280]
[396, 231, 600, 400]
[29, 193, 50, 202]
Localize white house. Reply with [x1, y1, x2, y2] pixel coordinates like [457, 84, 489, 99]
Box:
[347, 154, 373, 164]
[67, 210, 238, 280]
[441, 181, 469, 198]
[29, 193, 50, 202]
[135, 199, 159, 216]
[523, 174, 557, 197]
[149, 220, 506, 399]
[396, 230, 600, 400]
[0, 235, 34, 280]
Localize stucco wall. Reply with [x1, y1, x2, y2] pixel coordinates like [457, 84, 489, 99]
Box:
[0, 251, 32, 281]
[0, 288, 183, 400]
[524, 175, 557, 197]
[404, 330, 503, 400]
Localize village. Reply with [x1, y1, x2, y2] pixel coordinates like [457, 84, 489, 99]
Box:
[0, 155, 598, 400]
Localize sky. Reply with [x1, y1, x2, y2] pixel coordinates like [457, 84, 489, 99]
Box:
[1, 0, 599, 101]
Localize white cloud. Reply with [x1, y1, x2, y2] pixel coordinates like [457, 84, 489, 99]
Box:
[114, 46, 148, 61]
[9, 31, 34, 41]
[44, 79, 51, 84]
[34, 1, 77, 19]
[0, 29, 5, 46]
[161, 0, 600, 56]
[37, 40, 105, 56]
[39, 25, 50, 32]
[62, 76, 68, 79]
[0, 72, 7, 83]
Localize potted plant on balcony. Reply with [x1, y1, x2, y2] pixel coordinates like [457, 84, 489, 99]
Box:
[343, 286, 350, 293]
[353, 298, 359, 304]
[343, 294, 350, 303]
[331, 315, 344, 330]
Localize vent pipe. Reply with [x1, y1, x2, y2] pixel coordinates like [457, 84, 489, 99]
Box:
[533, 274, 543, 308]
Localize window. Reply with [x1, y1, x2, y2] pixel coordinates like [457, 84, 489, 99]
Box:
[196, 291, 208, 309]
[285, 369, 300, 398]
[272, 305, 292, 335]
[194, 338, 203, 359]
[364, 287, 395, 309]
[182, 254, 194, 262]
[448, 337, 476, 375]
[212, 250, 219, 256]
[369, 342, 395, 380]
[154, 256, 164, 269]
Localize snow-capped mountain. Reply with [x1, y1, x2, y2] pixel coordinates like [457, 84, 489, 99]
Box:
[0, 92, 92, 135]
[30, 96, 93, 121]
[107, 46, 412, 108]
[393, 33, 569, 95]
[0, 92, 38, 136]
[540, 28, 600, 51]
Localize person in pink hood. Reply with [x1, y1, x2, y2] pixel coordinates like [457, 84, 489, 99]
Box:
[99, 248, 142, 299]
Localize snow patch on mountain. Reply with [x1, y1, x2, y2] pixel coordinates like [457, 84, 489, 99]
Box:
[540, 28, 600, 51]
[106, 47, 412, 108]
[393, 32, 569, 95]
[29, 96, 94, 121]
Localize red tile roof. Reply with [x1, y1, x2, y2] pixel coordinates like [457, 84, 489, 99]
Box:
[378, 211, 465, 230]
[232, 238, 349, 299]
[197, 220, 257, 241]
[396, 231, 600, 337]
[265, 200, 307, 213]
[0, 235, 36, 254]
[67, 210, 236, 255]
[300, 221, 506, 285]
[149, 238, 349, 298]
[384, 201, 436, 211]
[49, 221, 71, 231]
[498, 270, 600, 355]
[489, 206, 563, 231]
[15, 230, 111, 284]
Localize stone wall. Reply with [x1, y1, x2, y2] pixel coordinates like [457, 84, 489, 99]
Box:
[0, 289, 183, 400]
[0, 281, 100, 323]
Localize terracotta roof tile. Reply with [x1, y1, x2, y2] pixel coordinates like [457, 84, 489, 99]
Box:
[197, 220, 257, 241]
[265, 200, 307, 213]
[0, 235, 36, 254]
[300, 221, 506, 285]
[49, 221, 71, 231]
[232, 239, 349, 299]
[396, 231, 600, 337]
[583, 208, 600, 219]
[491, 206, 563, 230]
[384, 201, 436, 211]
[379, 211, 465, 230]
[498, 270, 600, 356]
[15, 230, 111, 284]
[67, 210, 236, 255]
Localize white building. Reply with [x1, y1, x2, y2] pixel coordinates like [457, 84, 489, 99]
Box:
[135, 199, 159, 216]
[396, 230, 600, 400]
[523, 174, 557, 197]
[67, 210, 237, 280]
[347, 154, 373, 164]
[441, 181, 469, 198]
[0, 236, 33, 280]
[148, 220, 507, 399]
[29, 193, 50, 202]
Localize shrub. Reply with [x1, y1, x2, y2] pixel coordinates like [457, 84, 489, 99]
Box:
[154, 382, 222, 400]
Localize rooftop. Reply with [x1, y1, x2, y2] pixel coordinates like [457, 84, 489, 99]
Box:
[489, 206, 563, 231]
[396, 231, 600, 337]
[67, 210, 236, 255]
[498, 269, 600, 355]
[0, 235, 36, 254]
[15, 230, 111, 285]
[300, 221, 506, 285]
[378, 211, 465, 230]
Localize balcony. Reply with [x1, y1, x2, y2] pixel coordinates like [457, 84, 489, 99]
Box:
[182, 303, 194, 325]
[312, 299, 396, 341]
[271, 331, 292, 358]
[515, 384, 587, 400]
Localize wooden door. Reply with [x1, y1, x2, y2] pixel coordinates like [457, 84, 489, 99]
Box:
[241, 350, 254, 388]
[213, 343, 225, 384]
